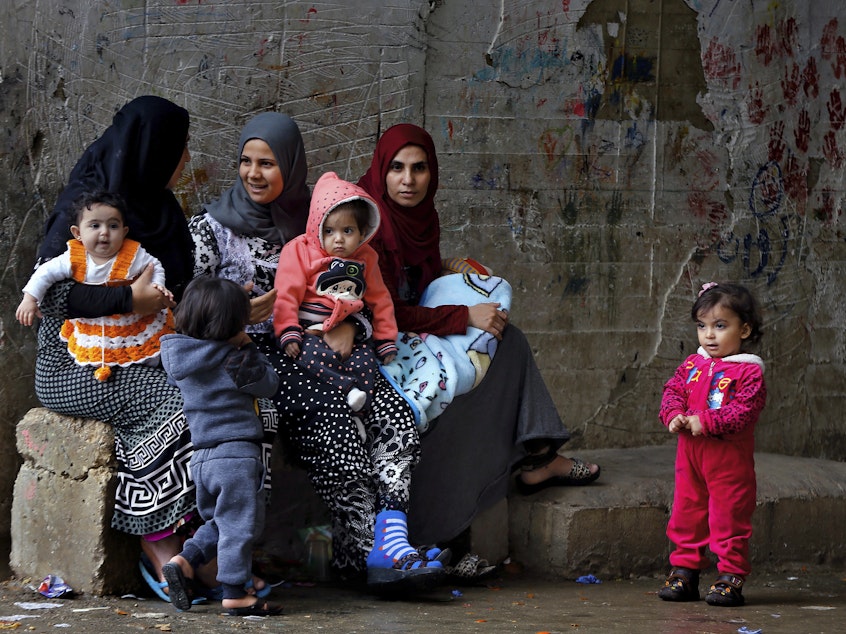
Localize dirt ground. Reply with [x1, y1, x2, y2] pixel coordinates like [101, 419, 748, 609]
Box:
[1, 564, 844, 634]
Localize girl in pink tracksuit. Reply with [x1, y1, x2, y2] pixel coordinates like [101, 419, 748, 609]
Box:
[658, 282, 766, 608]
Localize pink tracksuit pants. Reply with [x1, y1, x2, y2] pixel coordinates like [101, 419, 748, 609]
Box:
[667, 433, 756, 576]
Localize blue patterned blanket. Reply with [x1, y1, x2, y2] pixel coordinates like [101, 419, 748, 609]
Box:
[380, 273, 512, 431]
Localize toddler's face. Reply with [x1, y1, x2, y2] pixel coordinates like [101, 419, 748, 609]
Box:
[696, 303, 751, 358]
[322, 207, 364, 257]
[71, 203, 129, 263]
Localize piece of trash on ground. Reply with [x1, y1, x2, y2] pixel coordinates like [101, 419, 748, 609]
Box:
[131, 612, 169, 619]
[37, 576, 75, 599]
[737, 627, 762, 634]
[575, 575, 601, 584]
[14, 602, 64, 610]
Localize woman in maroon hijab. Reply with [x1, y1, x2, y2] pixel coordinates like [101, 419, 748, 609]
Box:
[359, 124, 600, 571]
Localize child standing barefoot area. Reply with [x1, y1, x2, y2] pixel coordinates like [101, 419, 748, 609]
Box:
[273, 171, 398, 413]
[16, 190, 173, 381]
[159, 277, 282, 616]
[658, 282, 767, 607]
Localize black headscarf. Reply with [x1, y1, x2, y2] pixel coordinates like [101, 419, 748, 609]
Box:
[204, 112, 310, 244]
[37, 95, 194, 293]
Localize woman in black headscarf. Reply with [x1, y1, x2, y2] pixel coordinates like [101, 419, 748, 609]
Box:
[38, 95, 195, 294]
[32, 96, 236, 601]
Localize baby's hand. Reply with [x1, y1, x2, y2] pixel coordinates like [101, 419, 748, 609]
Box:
[381, 353, 396, 365]
[284, 341, 301, 358]
[153, 283, 174, 302]
[16, 294, 40, 326]
[687, 415, 704, 436]
[667, 414, 687, 434]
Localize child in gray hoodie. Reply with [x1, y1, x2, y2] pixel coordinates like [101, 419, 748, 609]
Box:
[159, 276, 282, 616]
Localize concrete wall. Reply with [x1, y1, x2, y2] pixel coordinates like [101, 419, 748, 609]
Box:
[1, 0, 844, 562]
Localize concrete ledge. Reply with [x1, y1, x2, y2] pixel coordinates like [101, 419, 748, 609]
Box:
[11, 408, 138, 596]
[508, 446, 846, 579]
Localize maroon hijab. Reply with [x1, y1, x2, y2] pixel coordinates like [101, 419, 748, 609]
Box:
[357, 124, 441, 299]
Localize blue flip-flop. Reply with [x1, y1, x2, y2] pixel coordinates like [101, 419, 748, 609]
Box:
[138, 556, 207, 605]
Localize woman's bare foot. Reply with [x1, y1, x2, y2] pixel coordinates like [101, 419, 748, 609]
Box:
[141, 535, 182, 586]
[519, 455, 599, 486]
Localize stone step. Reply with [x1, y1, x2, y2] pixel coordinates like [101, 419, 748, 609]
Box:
[507, 446, 846, 579]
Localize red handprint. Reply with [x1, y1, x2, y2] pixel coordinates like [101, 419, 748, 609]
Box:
[782, 155, 807, 205]
[821, 18, 838, 60]
[834, 36, 846, 79]
[802, 56, 819, 98]
[768, 120, 786, 162]
[747, 82, 767, 124]
[755, 23, 773, 66]
[781, 62, 800, 105]
[776, 17, 798, 58]
[827, 89, 846, 130]
[794, 109, 810, 154]
[823, 130, 843, 169]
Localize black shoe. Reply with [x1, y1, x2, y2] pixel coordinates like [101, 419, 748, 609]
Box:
[658, 567, 700, 602]
[705, 574, 745, 607]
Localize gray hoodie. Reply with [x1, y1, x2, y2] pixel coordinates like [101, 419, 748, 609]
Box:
[160, 334, 279, 449]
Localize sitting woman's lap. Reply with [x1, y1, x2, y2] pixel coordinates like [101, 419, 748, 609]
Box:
[34, 281, 198, 536]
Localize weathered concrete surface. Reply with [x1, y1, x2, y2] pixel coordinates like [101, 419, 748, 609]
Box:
[13, 411, 846, 599]
[10, 409, 138, 596]
[2, 569, 845, 634]
[510, 447, 846, 579]
[2, 0, 846, 577]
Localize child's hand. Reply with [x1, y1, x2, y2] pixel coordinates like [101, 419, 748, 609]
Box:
[16, 294, 40, 326]
[687, 415, 704, 436]
[284, 341, 301, 358]
[668, 414, 687, 434]
[228, 331, 252, 349]
[152, 283, 174, 302]
[381, 353, 396, 365]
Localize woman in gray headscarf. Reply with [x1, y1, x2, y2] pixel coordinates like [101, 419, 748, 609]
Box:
[190, 113, 444, 594]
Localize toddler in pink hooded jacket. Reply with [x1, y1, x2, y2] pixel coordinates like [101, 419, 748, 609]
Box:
[273, 171, 398, 412]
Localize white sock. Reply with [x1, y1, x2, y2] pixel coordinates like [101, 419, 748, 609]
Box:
[347, 387, 367, 412]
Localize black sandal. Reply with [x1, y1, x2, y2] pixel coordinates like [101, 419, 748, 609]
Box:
[367, 552, 445, 595]
[658, 567, 700, 602]
[705, 573, 745, 607]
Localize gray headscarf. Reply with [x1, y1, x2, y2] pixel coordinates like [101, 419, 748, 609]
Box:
[205, 112, 310, 244]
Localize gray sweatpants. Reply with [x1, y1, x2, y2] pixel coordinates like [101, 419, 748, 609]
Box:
[180, 441, 265, 599]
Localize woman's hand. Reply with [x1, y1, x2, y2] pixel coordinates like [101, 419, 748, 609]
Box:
[247, 283, 277, 325]
[131, 264, 176, 315]
[228, 331, 253, 349]
[468, 302, 509, 340]
[323, 321, 356, 360]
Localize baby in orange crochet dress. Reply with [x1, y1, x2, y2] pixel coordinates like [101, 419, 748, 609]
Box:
[17, 190, 174, 381]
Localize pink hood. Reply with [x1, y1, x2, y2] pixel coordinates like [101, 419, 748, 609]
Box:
[306, 171, 380, 254]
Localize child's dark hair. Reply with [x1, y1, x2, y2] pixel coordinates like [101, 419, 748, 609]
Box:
[331, 198, 371, 233]
[174, 276, 250, 341]
[70, 190, 128, 226]
[691, 282, 763, 347]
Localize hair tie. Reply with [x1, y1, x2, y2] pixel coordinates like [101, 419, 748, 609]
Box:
[698, 282, 718, 297]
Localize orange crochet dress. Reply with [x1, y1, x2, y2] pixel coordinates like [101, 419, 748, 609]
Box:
[60, 239, 174, 381]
